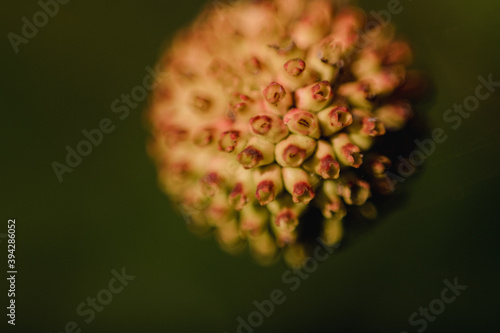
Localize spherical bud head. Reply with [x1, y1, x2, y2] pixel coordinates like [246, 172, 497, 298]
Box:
[148, 0, 423, 267]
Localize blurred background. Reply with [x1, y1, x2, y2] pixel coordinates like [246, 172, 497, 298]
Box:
[1, 0, 500, 332]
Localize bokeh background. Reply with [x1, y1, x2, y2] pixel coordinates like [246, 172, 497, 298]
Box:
[1, 0, 500, 332]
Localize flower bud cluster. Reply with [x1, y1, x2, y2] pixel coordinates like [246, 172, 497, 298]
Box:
[148, 0, 419, 266]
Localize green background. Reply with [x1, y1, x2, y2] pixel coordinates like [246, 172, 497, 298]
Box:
[1, 0, 500, 332]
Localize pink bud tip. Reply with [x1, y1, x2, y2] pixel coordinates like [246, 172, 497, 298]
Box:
[219, 131, 240, 152]
[319, 156, 340, 179]
[282, 145, 307, 167]
[245, 57, 262, 75]
[341, 143, 363, 168]
[292, 182, 315, 204]
[284, 109, 318, 137]
[312, 81, 333, 101]
[237, 146, 264, 169]
[249, 115, 272, 135]
[284, 58, 306, 76]
[275, 210, 296, 226]
[231, 93, 252, 113]
[362, 117, 386, 136]
[256, 180, 276, 206]
[325, 201, 341, 215]
[344, 179, 370, 206]
[263, 82, 286, 105]
[229, 183, 248, 210]
[200, 172, 223, 196]
[329, 106, 352, 127]
[193, 128, 214, 147]
[359, 81, 376, 101]
[368, 155, 391, 176]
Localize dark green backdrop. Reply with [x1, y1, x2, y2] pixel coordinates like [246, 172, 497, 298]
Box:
[1, 0, 499, 332]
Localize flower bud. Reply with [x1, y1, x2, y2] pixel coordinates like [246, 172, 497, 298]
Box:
[263, 82, 293, 115]
[267, 194, 306, 227]
[193, 127, 214, 147]
[371, 175, 397, 195]
[206, 192, 234, 226]
[307, 34, 353, 80]
[282, 167, 317, 204]
[229, 92, 257, 120]
[284, 58, 306, 76]
[237, 136, 275, 169]
[253, 164, 284, 206]
[265, 38, 306, 71]
[290, 0, 333, 49]
[215, 218, 245, 254]
[228, 168, 256, 210]
[337, 173, 371, 206]
[383, 41, 413, 66]
[240, 203, 269, 236]
[367, 65, 406, 95]
[200, 171, 225, 197]
[303, 140, 340, 179]
[321, 215, 344, 246]
[191, 95, 212, 113]
[219, 130, 248, 153]
[337, 81, 375, 109]
[374, 102, 413, 131]
[272, 221, 297, 247]
[267, 195, 306, 247]
[295, 80, 334, 112]
[278, 58, 315, 90]
[275, 134, 317, 167]
[283, 109, 320, 139]
[315, 180, 346, 219]
[347, 109, 385, 150]
[331, 133, 363, 168]
[249, 114, 289, 143]
[364, 154, 391, 178]
[317, 105, 353, 136]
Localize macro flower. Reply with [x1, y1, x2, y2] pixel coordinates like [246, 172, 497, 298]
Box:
[148, 0, 421, 266]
